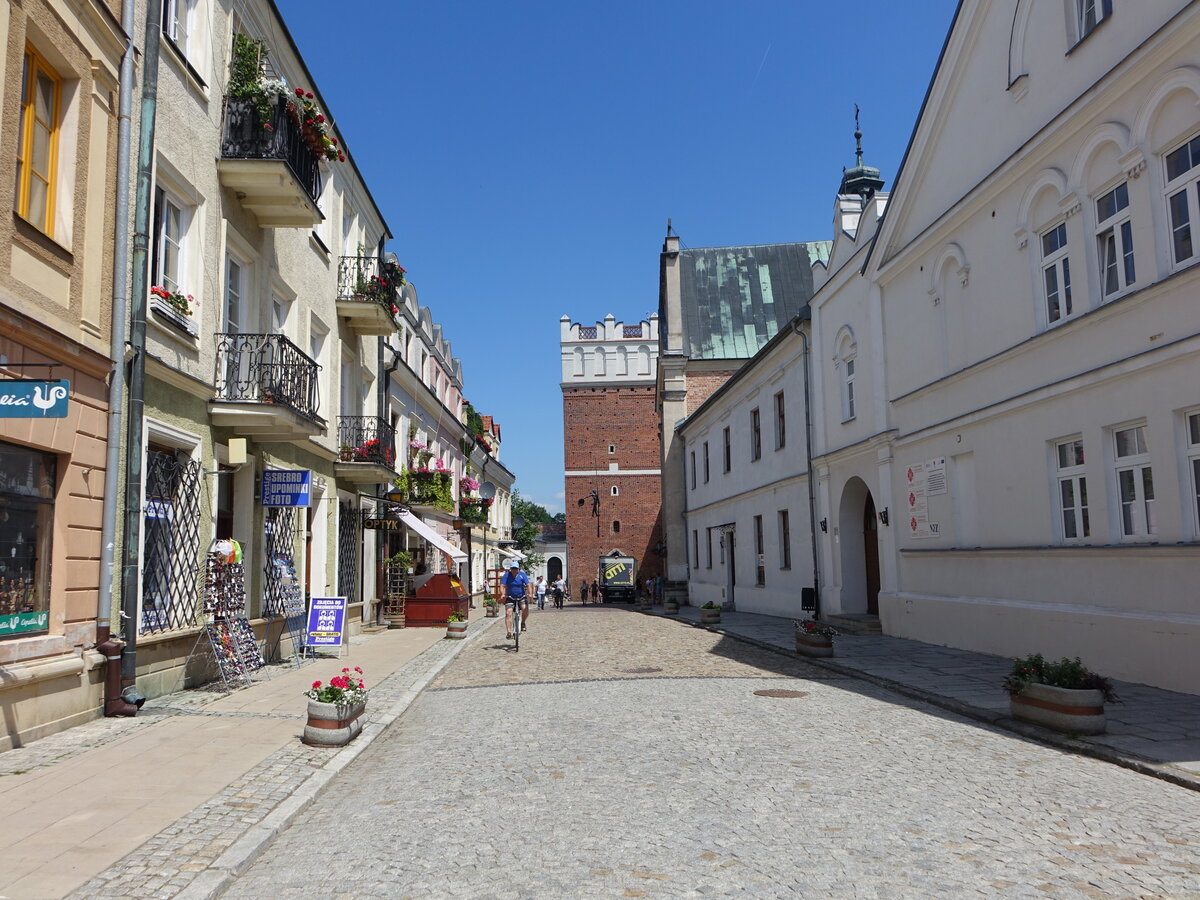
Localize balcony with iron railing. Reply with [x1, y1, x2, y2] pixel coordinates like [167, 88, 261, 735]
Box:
[217, 94, 324, 228]
[334, 416, 398, 484]
[209, 333, 324, 441]
[335, 256, 403, 336]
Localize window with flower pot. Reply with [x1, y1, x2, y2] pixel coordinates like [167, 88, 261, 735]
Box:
[0, 440, 56, 639]
[151, 185, 197, 330]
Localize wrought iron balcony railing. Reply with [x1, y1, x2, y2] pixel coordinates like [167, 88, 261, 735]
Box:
[337, 256, 401, 306]
[214, 333, 321, 422]
[337, 416, 396, 467]
[221, 95, 322, 202]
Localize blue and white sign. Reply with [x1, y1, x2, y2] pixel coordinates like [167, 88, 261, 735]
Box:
[260, 469, 312, 507]
[0, 380, 69, 418]
[304, 596, 347, 647]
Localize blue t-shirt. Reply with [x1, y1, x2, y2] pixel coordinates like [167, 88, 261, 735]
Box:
[502, 571, 530, 599]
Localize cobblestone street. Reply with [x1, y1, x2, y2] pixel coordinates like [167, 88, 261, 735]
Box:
[223, 606, 1200, 899]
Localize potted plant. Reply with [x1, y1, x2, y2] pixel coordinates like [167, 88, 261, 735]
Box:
[302, 666, 367, 747]
[794, 618, 838, 657]
[699, 601, 721, 625]
[1003, 654, 1117, 735]
[446, 610, 468, 639]
[483, 590, 500, 617]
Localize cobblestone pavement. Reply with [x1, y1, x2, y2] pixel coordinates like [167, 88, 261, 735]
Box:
[66, 625, 488, 900]
[222, 605, 1200, 899]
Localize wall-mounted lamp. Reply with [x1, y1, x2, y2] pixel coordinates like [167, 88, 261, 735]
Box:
[819, 518, 828, 533]
[878, 507, 890, 526]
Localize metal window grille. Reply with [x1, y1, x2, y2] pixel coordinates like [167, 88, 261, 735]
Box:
[140, 450, 202, 634]
[263, 507, 303, 617]
[338, 500, 359, 604]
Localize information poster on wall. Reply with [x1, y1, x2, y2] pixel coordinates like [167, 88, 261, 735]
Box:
[305, 596, 348, 647]
[905, 460, 942, 539]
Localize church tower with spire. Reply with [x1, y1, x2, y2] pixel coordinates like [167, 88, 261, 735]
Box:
[839, 107, 886, 205]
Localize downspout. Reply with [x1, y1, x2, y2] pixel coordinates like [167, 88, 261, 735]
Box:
[118, 0, 163, 708]
[97, 0, 140, 716]
[794, 317, 822, 618]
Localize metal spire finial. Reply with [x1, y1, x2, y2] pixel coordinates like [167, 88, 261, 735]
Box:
[854, 104, 864, 168]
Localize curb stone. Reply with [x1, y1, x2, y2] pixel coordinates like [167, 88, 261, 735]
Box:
[176, 615, 502, 900]
[665, 611, 1200, 795]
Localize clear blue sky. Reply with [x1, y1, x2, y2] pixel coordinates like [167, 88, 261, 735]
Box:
[284, 0, 960, 514]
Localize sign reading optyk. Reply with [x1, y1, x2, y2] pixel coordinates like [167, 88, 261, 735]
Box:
[304, 596, 347, 647]
[260, 469, 312, 507]
[0, 380, 69, 418]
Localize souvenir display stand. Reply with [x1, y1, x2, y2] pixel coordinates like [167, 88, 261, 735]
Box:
[381, 561, 409, 628]
[196, 542, 263, 690]
[404, 573, 468, 627]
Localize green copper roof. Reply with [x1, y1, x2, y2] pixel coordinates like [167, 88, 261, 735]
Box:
[678, 242, 830, 359]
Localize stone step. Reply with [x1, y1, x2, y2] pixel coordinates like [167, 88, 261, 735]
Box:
[821, 613, 882, 635]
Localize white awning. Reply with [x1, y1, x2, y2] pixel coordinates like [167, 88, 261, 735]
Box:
[500, 547, 525, 561]
[398, 510, 468, 563]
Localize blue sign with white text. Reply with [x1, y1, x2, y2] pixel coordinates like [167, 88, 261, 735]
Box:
[305, 596, 347, 647]
[0, 380, 69, 418]
[260, 469, 312, 507]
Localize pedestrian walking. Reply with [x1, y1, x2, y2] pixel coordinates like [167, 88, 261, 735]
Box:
[552, 577, 565, 608]
[591, 581, 600, 604]
[535, 575, 547, 610]
[579, 579, 589, 605]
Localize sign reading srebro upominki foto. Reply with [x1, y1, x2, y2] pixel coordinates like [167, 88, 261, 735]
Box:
[260, 469, 312, 507]
[0, 380, 69, 418]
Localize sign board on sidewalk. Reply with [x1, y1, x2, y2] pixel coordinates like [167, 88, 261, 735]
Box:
[0, 380, 69, 417]
[304, 596, 348, 647]
[260, 469, 312, 507]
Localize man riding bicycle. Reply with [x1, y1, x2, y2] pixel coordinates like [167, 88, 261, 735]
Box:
[500, 561, 530, 640]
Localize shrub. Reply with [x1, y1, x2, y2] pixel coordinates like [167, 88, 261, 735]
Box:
[1003, 654, 1118, 703]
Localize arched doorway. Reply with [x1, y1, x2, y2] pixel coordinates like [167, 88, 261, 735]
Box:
[547, 556, 563, 582]
[837, 477, 881, 616]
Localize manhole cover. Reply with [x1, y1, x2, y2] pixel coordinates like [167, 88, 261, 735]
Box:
[622, 666, 663, 674]
[753, 689, 809, 698]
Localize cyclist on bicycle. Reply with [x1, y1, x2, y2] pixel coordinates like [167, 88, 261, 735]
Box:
[500, 561, 531, 639]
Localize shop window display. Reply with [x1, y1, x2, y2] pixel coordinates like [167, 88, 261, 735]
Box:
[0, 440, 56, 638]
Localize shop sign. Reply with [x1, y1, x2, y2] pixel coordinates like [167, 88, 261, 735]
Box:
[0, 610, 50, 638]
[260, 469, 311, 507]
[0, 380, 70, 418]
[304, 596, 347, 647]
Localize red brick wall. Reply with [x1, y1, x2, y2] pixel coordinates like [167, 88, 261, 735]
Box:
[564, 474, 662, 594]
[685, 369, 739, 414]
[563, 385, 662, 593]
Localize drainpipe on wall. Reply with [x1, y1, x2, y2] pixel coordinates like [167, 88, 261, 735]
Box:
[794, 317, 822, 618]
[117, 0, 164, 709]
[97, 0, 140, 716]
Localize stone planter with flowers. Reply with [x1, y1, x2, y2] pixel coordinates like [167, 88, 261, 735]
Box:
[699, 602, 721, 625]
[302, 666, 368, 747]
[1003, 654, 1117, 735]
[794, 618, 838, 657]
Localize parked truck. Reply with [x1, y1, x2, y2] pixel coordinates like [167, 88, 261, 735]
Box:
[598, 552, 637, 603]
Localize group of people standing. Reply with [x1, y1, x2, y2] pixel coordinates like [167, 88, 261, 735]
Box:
[529, 575, 600, 609]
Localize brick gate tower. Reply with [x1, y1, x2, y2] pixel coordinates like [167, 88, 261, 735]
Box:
[560, 314, 661, 593]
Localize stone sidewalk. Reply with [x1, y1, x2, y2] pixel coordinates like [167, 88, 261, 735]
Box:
[0, 611, 501, 900]
[656, 603, 1200, 789]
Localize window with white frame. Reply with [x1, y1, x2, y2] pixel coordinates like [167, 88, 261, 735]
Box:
[706, 527, 713, 568]
[1075, 0, 1112, 42]
[1054, 437, 1089, 541]
[703, 441, 710, 482]
[843, 358, 856, 420]
[1165, 133, 1200, 266]
[1113, 424, 1155, 538]
[750, 408, 761, 461]
[1095, 182, 1134, 298]
[153, 188, 190, 296]
[1041, 222, 1073, 324]
[610, 485, 619, 496]
[223, 254, 244, 333]
[778, 509, 791, 569]
[692, 529, 698, 568]
[162, 0, 195, 56]
[753, 515, 764, 586]
[1186, 410, 1200, 535]
[690, 450, 696, 489]
[722, 427, 731, 473]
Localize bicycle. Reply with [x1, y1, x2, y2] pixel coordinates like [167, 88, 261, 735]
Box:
[506, 599, 526, 651]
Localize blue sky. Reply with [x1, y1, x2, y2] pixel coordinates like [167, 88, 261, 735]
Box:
[284, 0, 960, 513]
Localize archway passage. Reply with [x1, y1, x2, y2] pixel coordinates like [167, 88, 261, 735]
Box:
[547, 556, 563, 582]
[837, 477, 881, 617]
